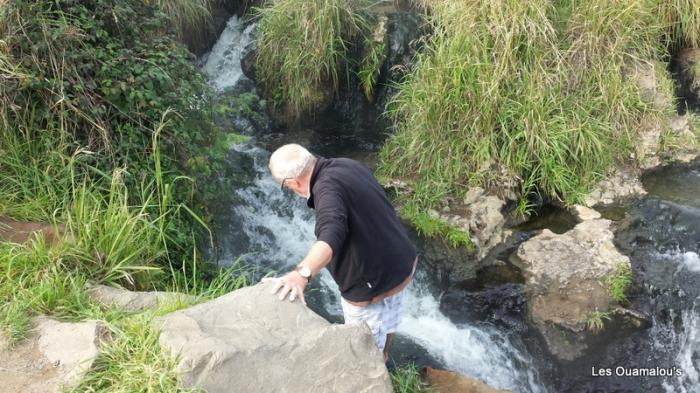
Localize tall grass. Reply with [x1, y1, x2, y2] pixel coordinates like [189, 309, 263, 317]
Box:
[379, 0, 687, 216]
[0, 130, 76, 220]
[255, 0, 368, 117]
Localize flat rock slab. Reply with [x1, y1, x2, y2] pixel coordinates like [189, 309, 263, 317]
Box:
[0, 318, 104, 393]
[154, 283, 392, 393]
[425, 367, 512, 393]
[88, 284, 196, 312]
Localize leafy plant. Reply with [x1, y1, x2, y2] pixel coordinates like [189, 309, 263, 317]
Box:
[390, 363, 433, 393]
[586, 310, 611, 333]
[604, 263, 633, 304]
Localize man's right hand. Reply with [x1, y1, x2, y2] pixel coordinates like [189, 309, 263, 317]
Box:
[261, 270, 308, 304]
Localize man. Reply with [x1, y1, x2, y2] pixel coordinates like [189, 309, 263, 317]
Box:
[262, 143, 417, 362]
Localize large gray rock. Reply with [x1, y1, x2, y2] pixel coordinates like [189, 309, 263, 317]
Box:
[0, 317, 104, 393]
[154, 283, 392, 393]
[438, 187, 511, 259]
[515, 219, 631, 361]
[87, 284, 196, 312]
[584, 167, 646, 206]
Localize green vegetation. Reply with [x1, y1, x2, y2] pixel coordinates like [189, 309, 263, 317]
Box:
[605, 263, 633, 304]
[358, 22, 387, 102]
[74, 313, 203, 393]
[390, 364, 433, 393]
[255, 0, 368, 117]
[400, 201, 472, 249]
[586, 310, 612, 333]
[378, 0, 700, 228]
[0, 2, 251, 391]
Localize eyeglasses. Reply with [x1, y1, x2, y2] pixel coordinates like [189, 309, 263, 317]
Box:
[281, 177, 293, 190]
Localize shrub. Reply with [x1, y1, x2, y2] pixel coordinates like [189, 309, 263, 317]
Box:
[255, 0, 368, 117]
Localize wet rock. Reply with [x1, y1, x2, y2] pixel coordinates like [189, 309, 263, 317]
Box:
[677, 47, 700, 100]
[441, 283, 527, 332]
[0, 318, 105, 393]
[240, 40, 257, 80]
[154, 283, 392, 393]
[584, 167, 647, 206]
[424, 367, 512, 393]
[373, 11, 426, 112]
[447, 187, 511, 258]
[87, 284, 196, 312]
[515, 219, 633, 361]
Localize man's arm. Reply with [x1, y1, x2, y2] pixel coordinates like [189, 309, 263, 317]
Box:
[263, 240, 333, 304]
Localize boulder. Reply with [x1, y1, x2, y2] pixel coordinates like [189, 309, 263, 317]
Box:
[514, 219, 632, 361]
[87, 284, 196, 312]
[584, 167, 646, 206]
[424, 367, 512, 393]
[448, 187, 511, 258]
[154, 283, 392, 393]
[0, 317, 104, 393]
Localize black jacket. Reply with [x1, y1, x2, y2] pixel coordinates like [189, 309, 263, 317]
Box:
[307, 157, 417, 302]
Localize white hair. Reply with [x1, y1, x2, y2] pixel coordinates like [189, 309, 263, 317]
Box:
[268, 144, 315, 183]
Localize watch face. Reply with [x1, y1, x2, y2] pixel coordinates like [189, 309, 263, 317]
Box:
[299, 266, 311, 278]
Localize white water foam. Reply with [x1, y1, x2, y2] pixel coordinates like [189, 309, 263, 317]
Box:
[201, 16, 256, 91]
[681, 252, 700, 273]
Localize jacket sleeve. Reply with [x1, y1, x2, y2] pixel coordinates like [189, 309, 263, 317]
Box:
[313, 187, 348, 258]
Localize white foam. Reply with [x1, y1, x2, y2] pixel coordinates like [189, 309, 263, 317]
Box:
[681, 252, 700, 273]
[201, 16, 256, 91]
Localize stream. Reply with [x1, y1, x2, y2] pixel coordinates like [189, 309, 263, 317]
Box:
[200, 15, 699, 393]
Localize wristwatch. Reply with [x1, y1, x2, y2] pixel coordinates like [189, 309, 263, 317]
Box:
[296, 265, 312, 282]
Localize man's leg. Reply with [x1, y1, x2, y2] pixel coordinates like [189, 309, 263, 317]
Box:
[383, 333, 394, 362]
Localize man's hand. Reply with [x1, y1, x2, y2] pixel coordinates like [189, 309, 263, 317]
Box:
[261, 270, 308, 304]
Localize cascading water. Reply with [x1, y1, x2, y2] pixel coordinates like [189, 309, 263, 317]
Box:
[200, 15, 256, 91]
[198, 11, 700, 393]
[202, 15, 547, 393]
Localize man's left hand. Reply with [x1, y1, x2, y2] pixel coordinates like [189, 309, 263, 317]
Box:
[261, 271, 307, 304]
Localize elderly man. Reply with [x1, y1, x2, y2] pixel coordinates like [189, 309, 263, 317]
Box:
[263, 143, 417, 361]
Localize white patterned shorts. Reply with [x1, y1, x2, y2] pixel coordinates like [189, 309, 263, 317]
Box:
[340, 290, 406, 353]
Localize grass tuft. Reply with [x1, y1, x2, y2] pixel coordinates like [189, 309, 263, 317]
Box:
[604, 263, 633, 304]
[390, 363, 433, 393]
[255, 0, 369, 117]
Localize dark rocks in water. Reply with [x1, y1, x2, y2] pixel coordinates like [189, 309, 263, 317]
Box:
[371, 11, 427, 112]
[441, 283, 527, 333]
[240, 40, 257, 81]
[673, 47, 700, 112]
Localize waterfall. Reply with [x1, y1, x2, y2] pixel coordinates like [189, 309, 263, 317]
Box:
[216, 141, 545, 392]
